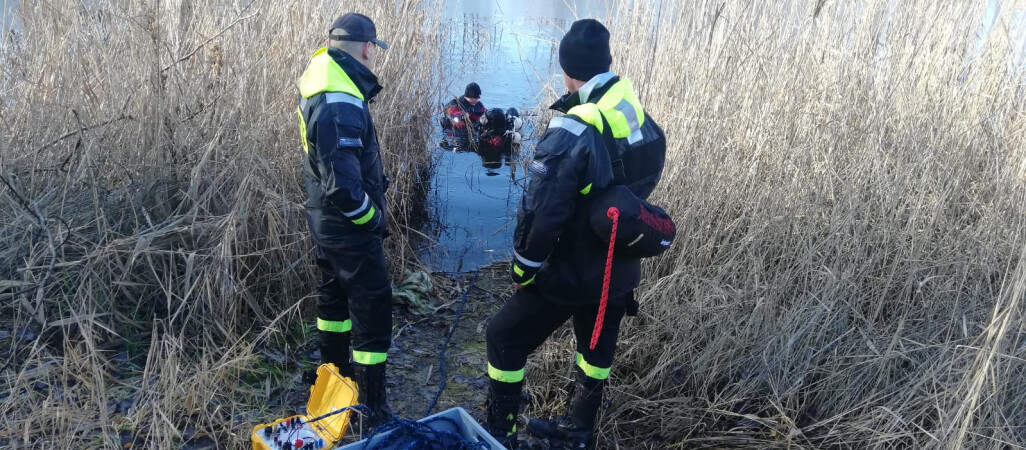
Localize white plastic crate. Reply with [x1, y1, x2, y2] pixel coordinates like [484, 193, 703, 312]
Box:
[339, 407, 506, 449]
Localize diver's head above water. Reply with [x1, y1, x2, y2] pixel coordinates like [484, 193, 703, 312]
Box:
[464, 82, 482, 105]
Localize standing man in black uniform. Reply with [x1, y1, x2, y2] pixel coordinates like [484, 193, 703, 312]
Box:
[296, 13, 393, 427]
[483, 19, 667, 449]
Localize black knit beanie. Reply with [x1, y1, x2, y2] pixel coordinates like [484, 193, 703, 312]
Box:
[464, 82, 482, 98]
[558, 19, 612, 81]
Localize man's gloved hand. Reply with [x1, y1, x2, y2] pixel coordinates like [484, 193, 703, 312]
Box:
[383, 175, 391, 193]
[510, 260, 539, 289]
[351, 202, 384, 231]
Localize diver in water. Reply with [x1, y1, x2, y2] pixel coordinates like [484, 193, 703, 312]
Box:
[478, 108, 523, 152]
[476, 108, 525, 173]
[477, 108, 509, 173]
[440, 82, 486, 132]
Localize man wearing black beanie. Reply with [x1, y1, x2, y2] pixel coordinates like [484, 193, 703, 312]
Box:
[483, 18, 667, 449]
[443, 82, 487, 129]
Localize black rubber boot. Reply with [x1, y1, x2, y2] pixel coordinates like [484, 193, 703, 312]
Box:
[526, 368, 603, 449]
[486, 379, 523, 449]
[319, 331, 354, 378]
[353, 363, 393, 432]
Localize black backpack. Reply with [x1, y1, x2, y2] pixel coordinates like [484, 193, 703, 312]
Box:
[587, 115, 676, 258]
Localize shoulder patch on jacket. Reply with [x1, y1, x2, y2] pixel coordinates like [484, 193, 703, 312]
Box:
[338, 137, 363, 148]
[529, 160, 549, 176]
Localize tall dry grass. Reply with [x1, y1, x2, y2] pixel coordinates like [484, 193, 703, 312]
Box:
[0, 0, 439, 447]
[529, 1, 1026, 448]
[3, 0, 1026, 449]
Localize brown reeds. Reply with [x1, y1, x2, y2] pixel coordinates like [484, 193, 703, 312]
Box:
[0, 0, 440, 447]
[3, 0, 1025, 448]
[523, 1, 1025, 448]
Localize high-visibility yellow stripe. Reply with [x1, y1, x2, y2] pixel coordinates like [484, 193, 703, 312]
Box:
[596, 79, 644, 139]
[353, 351, 387, 365]
[352, 206, 376, 225]
[576, 353, 611, 380]
[317, 318, 352, 333]
[297, 106, 309, 154]
[567, 78, 645, 140]
[513, 264, 525, 277]
[520, 275, 535, 286]
[567, 103, 604, 134]
[487, 363, 524, 383]
[580, 183, 593, 195]
[299, 47, 365, 100]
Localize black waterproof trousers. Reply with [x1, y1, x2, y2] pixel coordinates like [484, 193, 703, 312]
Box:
[315, 237, 392, 365]
[486, 286, 628, 386]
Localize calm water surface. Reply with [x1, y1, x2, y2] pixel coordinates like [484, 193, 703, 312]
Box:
[419, 0, 610, 273]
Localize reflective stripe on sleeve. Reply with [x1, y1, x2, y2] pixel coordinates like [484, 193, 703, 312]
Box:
[342, 194, 371, 218]
[548, 117, 587, 136]
[352, 205, 377, 225]
[514, 251, 543, 268]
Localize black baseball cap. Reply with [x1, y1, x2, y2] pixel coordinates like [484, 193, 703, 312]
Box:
[329, 13, 388, 49]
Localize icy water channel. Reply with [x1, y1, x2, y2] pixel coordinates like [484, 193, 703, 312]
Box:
[416, 0, 1026, 273]
[418, 0, 611, 273]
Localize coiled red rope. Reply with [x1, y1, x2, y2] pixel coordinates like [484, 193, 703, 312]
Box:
[590, 207, 619, 350]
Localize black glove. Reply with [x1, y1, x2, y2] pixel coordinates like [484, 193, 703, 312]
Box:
[383, 175, 391, 193]
[510, 260, 540, 287]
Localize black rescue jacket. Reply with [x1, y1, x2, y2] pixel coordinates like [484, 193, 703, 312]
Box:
[445, 97, 487, 124]
[297, 47, 387, 248]
[513, 73, 666, 305]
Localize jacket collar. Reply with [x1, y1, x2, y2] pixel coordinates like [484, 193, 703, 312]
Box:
[327, 47, 383, 102]
[549, 72, 619, 113]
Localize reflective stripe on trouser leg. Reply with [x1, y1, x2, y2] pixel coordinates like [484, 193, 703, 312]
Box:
[317, 318, 352, 333]
[488, 362, 525, 383]
[486, 289, 577, 387]
[316, 241, 392, 366]
[315, 247, 352, 336]
[353, 350, 387, 365]
[571, 295, 628, 381]
[576, 352, 611, 380]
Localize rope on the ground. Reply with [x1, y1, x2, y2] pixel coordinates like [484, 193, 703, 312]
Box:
[424, 269, 480, 417]
[294, 270, 485, 448]
[362, 416, 488, 449]
[297, 404, 489, 449]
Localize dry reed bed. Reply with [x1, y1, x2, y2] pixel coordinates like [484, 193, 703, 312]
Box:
[0, 0, 439, 448]
[2, 0, 1026, 449]
[527, 1, 1026, 448]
